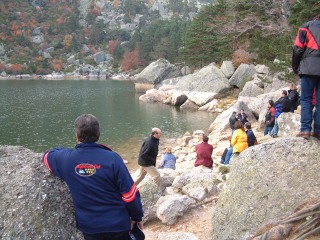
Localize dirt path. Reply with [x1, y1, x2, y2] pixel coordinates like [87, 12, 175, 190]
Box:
[143, 200, 216, 240]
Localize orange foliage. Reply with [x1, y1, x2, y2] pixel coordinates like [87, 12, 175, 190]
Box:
[1, 5, 6, 12]
[51, 59, 63, 71]
[113, 0, 121, 9]
[9, 23, 20, 31]
[108, 40, 120, 54]
[0, 63, 5, 71]
[56, 16, 64, 25]
[91, 8, 101, 16]
[232, 49, 250, 68]
[121, 48, 142, 71]
[10, 64, 23, 74]
[13, 29, 23, 36]
[65, 7, 73, 13]
[36, 56, 44, 62]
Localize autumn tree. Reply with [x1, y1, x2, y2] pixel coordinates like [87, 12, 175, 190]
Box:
[51, 59, 63, 72]
[9, 64, 23, 74]
[0, 63, 6, 71]
[63, 34, 73, 49]
[108, 40, 120, 54]
[121, 48, 142, 71]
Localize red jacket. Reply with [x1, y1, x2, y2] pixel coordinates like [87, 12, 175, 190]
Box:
[292, 17, 320, 76]
[195, 142, 213, 168]
[312, 89, 316, 106]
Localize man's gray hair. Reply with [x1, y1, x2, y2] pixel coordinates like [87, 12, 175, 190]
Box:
[74, 114, 100, 143]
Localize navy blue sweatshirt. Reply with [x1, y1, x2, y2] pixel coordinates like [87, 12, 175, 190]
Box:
[43, 142, 143, 234]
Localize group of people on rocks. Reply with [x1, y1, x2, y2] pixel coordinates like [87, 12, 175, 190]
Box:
[221, 111, 257, 165]
[39, 15, 319, 240]
[266, 85, 300, 138]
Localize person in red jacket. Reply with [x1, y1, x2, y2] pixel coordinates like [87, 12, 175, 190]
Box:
[292, 15, 320, 140]
[194, 135, 213, 168]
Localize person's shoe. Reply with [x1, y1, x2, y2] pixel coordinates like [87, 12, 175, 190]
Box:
[311, 132, 320, 140]
[296, 132, 311, 140]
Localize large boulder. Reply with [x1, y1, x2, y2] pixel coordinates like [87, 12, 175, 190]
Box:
[229, 64, 256, 88]
[239, 78, 264, 98]
[93, 51, 106, 64]
[263, 73, 292, 93]
[221, 60, 235, 79]
[277, 112, 301, 137]
[187, 92, 217, 106]
[212, 138, 320, 240]
[156, 194, 196, 225]
[136, 176, 163, 222]
[0, 146, 82, 239]
[139, 88, 168, 103]
[164, 63, 231, 93]
[170, 90, 188, 106]
[180, 100, 199, 110]
[132, 59, 182, 85]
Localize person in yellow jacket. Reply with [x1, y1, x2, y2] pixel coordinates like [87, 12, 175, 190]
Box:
[224, 121, 248, 165]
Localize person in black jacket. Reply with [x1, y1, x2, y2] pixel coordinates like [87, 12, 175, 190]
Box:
[134, 128, 162, 186]
[229, 111, 238, 130]
[244, 122, 256, 147]
[292, 15, 320, 140]
[288, 83, 300, 112]
[270, 90, 292, 137]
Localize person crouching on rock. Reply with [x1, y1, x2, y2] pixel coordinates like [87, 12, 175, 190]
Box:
[159, 146, 176, 170]
[224, 121, 248, 165]
[194, 135, 213, 169]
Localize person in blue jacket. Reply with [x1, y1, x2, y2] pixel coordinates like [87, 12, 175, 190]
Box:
[43, 114, 143, 240]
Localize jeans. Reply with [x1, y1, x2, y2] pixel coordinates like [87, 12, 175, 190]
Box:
[224, 147, 233, 165]
[300, 75, 320, 133]
[83, 231, 132, 240]
[264, 126, 273, 136]
[270, 118, 279, 136]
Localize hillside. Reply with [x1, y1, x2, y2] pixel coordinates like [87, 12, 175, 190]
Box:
[0, 0, 319, 76]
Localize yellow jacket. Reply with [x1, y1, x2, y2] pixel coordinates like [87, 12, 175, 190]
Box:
[231, 129, 248, 153]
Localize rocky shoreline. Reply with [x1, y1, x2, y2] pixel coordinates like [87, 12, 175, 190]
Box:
[0, 72, 132, 81]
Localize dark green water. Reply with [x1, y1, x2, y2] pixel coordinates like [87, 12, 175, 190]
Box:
[0, 80, 215, 169]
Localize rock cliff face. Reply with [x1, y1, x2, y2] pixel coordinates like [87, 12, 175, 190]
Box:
[212, 138, 320, 240]
[0, 146, 82, 240]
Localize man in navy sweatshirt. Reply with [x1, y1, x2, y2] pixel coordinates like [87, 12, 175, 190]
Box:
[43, 114, 143, 240]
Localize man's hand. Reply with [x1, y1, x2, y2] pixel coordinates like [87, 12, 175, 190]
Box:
[131, 220, 144, 230]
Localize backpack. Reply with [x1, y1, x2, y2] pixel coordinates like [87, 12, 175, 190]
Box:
[281, 97, 292, 112]
[265, 111, 272, 122]
[288, 90, 300, 110]
[220, 148, 228, 164]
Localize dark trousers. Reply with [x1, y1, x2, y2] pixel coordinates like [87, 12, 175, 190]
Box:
[83, 231, 132, 240]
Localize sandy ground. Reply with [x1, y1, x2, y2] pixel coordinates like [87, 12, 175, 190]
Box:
[143, 200, 216, 240]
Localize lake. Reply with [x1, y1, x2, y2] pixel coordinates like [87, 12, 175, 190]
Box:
[0, 79, 216, 170]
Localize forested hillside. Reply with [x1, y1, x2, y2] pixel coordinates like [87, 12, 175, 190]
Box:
[0, 0, 319, 75]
